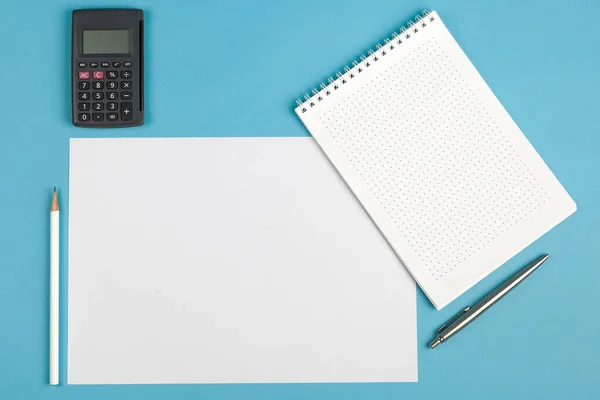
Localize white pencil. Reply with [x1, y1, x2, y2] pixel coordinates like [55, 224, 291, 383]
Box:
[50, 187, 59, 385]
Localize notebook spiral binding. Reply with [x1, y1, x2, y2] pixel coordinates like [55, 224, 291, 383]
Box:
[296, 9, 434, 113]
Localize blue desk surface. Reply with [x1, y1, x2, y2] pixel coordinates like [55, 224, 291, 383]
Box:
[1, 0, 599, 398]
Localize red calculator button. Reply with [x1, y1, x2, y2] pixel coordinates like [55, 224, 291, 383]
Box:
[93, 71, 104, 79]
[79, 71, 90, 80]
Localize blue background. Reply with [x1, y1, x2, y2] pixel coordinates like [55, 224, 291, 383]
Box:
[1, 0, 599, 398]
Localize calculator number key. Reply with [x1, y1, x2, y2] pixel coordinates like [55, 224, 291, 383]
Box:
[78, 113, 90, 121]
[78, 81, 90, 90]
[78, 92, 90, 100]
[107, 102, 118, 111]
[92, 92, 104, 100]
[78, 102, 90, 111]
[121, 102, 133, 121]
[107, 81, 118, 90]
[107, 92, 118, 100]
[92, 81, 104, 90]
[93, 102, 104, 111]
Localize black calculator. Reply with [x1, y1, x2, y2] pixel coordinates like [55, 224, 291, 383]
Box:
[72, 9, 144, 127]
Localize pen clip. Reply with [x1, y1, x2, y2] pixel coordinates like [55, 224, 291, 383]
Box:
[437, 306, 471, 335]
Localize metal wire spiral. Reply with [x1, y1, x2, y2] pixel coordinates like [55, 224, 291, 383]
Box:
[296, 9, 434, 113]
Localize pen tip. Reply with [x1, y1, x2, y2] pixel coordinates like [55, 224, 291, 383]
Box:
[53, 186, 56, 193]
[429, 338, 442, 349]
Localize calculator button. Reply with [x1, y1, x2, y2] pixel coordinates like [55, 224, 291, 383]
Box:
[93, 102, 104, 111]
[93, 71, 104, 79]
[107, 102, 118, 111]
[101, 62, 110, 68]
[78, 62, 87, 68]
[121, 81, 132, 90]
[107, 71, 118, 79]
[78, 81, 90, 90]
[92, 92, 104, 100]
[120, 91, 133, 100]
[107, 81, 118, 90]
[90, 62, 98, 68]
[107, 112, 119, 121]
[107, 92, 118, 100]
[120, 71, 132, 79]
[121, 102, 133, 121]
[78, 92, 90, 100]
[78, 71, 90, 80]
[78, 113, 90, 121]
[92, 113, 105, 121]
[123, 61, 132, 67]
[92, 81, 104, 90]
[112, 62, 121, 67]
[78, 102, 90, 111]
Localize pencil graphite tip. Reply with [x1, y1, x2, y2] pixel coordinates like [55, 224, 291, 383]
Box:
[51, 187, 59, 212]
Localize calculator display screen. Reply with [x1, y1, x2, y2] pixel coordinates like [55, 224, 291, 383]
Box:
[82, 30, 130, 54]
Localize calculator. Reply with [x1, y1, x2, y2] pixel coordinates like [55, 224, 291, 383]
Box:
[72, 9, 144, 127]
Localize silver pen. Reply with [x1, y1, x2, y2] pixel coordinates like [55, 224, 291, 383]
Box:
[429, 254, 550, 348]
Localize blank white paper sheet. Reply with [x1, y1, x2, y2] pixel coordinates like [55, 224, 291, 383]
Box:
[68, 137, 417, 384]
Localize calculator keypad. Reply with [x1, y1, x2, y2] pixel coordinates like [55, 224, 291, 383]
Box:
[75, 60, 136, 125]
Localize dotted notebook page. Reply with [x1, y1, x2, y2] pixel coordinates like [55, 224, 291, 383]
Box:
[296, 11, 576, 309]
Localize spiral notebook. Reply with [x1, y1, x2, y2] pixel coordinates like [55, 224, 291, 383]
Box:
[295, 10, 576, 309]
